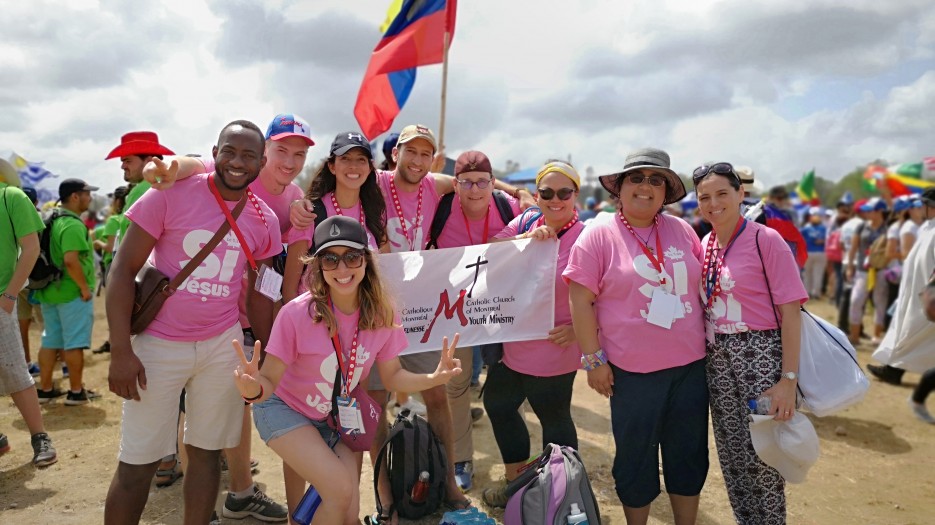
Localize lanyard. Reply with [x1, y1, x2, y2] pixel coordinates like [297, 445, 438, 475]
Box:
[329, 300, 360, 398]
[702, 217, 748, 309]
[619, 212, 666, 285]
[208, 174, 264, 273]
[533, 210, 579, 239]
[388, 178, 423, 251]
[461, 204, 490, 245]
[330, 192, 366, 226]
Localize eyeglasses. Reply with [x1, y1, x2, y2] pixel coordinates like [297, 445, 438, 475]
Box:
[692, 163, 739, 184]
[624, 173, 666, 187]
[318, 250, 365, 271]
[537, 187, 576, 201]
[456, 178, 492, 190]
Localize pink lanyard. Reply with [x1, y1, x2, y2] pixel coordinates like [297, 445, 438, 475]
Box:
[701, 217, 747, 309]
[329, 192, 366, 226]
[388, 179, 423, 250]
[208, 174, 266, 273]
[619, 213, 665, 285]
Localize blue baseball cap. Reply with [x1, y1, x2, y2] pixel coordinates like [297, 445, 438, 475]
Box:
[893, 196, 912, 213]
[22, 186, 38, 205]
[265, 114, 314, 146]
[859, 197, 887, 213]
[382, 132, 400, 155]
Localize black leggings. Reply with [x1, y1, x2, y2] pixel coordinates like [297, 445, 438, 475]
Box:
[483, 362, 577, 464]
[912, 368, 935, 404]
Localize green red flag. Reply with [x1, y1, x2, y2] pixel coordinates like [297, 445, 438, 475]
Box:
[796, 169, 820, 205]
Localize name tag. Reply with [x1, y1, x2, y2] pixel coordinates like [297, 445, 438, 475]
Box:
[646, 289, 678, 329]
[255, 265, 283, 301]
[337, 395, 363, 433]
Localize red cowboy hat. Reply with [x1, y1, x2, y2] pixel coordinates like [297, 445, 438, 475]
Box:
[105, 131, 175, 160]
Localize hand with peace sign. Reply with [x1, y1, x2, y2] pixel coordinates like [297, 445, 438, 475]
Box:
[232, 339, 264, 401]
[429, 333, 464, 385]
[142, 157, 180, 190]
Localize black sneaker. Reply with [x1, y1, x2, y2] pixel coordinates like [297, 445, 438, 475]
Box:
[30, 432, 57, 467]
[37, 388, 65, 404]
[221, 486, 288, 522]
[0, 433, 10, 456]
[64, 388, 101, 406]
[93, 341, 111, 354]
[867, 364, 904, 386]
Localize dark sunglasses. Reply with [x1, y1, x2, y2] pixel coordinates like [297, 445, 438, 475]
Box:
[692, 163, 740, 184]
[318, 250, 365, 271]
[624, 173, 666, 187]
[537, 187, 576, 201]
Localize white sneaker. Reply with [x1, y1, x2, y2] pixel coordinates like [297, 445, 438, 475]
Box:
[908, 397, 935, 424]
[395, 398, 427, 417]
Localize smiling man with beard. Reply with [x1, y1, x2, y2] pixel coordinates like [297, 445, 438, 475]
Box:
[103, 121, 282, 525]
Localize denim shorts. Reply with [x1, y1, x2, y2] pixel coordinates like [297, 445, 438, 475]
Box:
[253, 393, 339, 447]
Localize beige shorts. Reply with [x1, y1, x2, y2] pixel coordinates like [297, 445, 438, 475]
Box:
[117, 324, 244, 465]
[368, 350, 440, 391]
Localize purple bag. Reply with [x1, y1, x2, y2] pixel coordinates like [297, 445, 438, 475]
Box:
[503, 444, 600, 525]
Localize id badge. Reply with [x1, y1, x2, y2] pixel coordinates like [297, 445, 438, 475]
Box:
[646, 288, 678, 329]
[255, 264, 283, 302]
[705, 312, 716, 344]
[337, 395, 363, 432]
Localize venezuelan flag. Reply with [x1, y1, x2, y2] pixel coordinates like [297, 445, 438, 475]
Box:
[354, 0, 457, 140]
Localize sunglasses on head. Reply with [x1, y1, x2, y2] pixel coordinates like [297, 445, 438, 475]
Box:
[318, 249, 365, 271]
[692, 163, 739, 184]
[623, 173, 666, 187]
[537, 187, 576, 201]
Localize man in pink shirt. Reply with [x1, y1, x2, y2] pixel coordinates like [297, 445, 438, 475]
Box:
[104, 120, 282, 525]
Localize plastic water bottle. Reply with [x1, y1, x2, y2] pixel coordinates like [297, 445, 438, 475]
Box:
[749, 395, 771, 415]
[292, 484, 322, 525]
[567, 502, 589, 524]
[410, 471, 430, 505]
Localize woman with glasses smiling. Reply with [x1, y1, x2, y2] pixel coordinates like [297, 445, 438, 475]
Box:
[693, 162, 807, 525]
[565, 148, 709, 524]
[232, 216, 462, 525]
[480, 161, 586, 508]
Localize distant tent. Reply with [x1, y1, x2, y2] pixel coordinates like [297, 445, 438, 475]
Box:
[501, 167, 538, 184]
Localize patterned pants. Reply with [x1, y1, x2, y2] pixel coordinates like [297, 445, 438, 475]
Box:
[707, 329, 786, 525]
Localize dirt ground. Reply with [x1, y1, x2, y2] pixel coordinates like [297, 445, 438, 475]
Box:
[2, 296, 934, 525]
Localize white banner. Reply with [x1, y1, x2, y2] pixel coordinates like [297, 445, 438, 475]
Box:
[376, 239, 558, 354]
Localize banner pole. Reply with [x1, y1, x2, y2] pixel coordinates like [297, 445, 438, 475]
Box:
[438, 28, 451, 153]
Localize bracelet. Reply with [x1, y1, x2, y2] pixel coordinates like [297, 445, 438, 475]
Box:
[1, 292, 16, 302]
[242, 385, 264, 403]
[580, 349, 608, 371]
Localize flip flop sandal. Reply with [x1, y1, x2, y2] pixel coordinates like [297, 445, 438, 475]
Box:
[445, 497, 473, 511]
[155, 459, 183, 488]
[219, 456, 260, 473]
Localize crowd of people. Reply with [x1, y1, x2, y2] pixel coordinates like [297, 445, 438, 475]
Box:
[2, 116, 934, 525]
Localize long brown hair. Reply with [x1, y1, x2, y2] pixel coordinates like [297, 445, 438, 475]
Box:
[307, 158, 388, 247]
[303, 249, 397, 336]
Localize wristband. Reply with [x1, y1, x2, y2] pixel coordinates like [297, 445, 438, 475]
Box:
[580, 349, 608, 371]
[242, 384, 263, 403]
[1, 292, 16, 302]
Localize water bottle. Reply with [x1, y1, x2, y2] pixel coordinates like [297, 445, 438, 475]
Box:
[410, 471, 430, 505]
[291, 484, 322, 525]
[567, 502, 589, 524]
[748, 395, 771, 415]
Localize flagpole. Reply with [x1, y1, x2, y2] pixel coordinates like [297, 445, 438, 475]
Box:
[438, 3, 453, 154]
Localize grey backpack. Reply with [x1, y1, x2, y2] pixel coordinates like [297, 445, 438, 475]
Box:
[503, 444, 601, 524]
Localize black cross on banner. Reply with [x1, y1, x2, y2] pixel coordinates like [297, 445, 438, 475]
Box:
[464, 255, 488, 298]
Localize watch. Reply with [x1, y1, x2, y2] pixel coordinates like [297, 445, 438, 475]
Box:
[781, 371, 798, 381]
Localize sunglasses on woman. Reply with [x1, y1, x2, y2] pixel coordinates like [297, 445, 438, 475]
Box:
[624, 173, 666, 187]
[318, 250, 365, 271]
[537, 187, 576, 201]
[692, 163, 740, 184]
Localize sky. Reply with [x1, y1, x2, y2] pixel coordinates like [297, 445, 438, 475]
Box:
[2, 0, 934, 194]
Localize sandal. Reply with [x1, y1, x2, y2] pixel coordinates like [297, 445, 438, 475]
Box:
[154, 458, 183, 488]
[445, 497, 473, 511]
[219, 455, 259, 473]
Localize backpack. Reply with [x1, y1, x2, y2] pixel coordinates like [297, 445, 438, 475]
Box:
[825, 229, 843, 263]
[425, 191, 516, 249]
[27, 209, 83, 290]
[373, 409, 448, 520]
[504, 444, 601, 525]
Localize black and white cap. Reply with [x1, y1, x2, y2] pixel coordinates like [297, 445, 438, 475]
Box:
[313, 216, 368, 255]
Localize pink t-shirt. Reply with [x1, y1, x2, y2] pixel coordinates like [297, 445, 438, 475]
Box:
[320, 192, 381, 250]
[562, 213, 706, 373]
[435, 194, 521, 249]
[495, 218, 585, 376]
[376, 170, 441, 252]
[265, 294, 407, 421]
[126, 173, 281, 341]
[700, 220, 808, 334]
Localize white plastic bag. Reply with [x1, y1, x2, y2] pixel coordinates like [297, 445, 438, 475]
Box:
[798, 308, 869, 417]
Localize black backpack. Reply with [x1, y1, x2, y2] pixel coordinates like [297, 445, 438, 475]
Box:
[28, 209, 83, 290]
[425, 191, 516, 249]
[373, 409, 448, 520]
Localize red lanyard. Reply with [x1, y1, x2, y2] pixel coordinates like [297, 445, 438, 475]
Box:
[208, 174, 264, 273]
[702, 217, 747, 309]
[619, 212, 666, 285]
[329, 301, 360, 398]
[461, 204, 490, 245]
[330, 192, 366, 226]
[533, 210, 579, 237]
[388, 178, 423, 251]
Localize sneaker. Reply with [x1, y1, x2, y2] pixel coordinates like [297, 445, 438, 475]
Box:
[867, 364, 903, 386]
[482, 482, 510, 508]
[93, 341, 111, 354]
[61, 365, 69, 378]
[209, 511, 222, 525]
[64, 388, 101, 406]
[455, 461, 474, 492]
[471, 407, 484, 423]
[30, 432, 57, 467]
[394, 398, 427, 417]
[37, 388, 65, 404]
[0, 433, 10, 456]
[28, 363, 40, 377]
[221, 486, 288, 522]
[908, 397, 935, 424]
